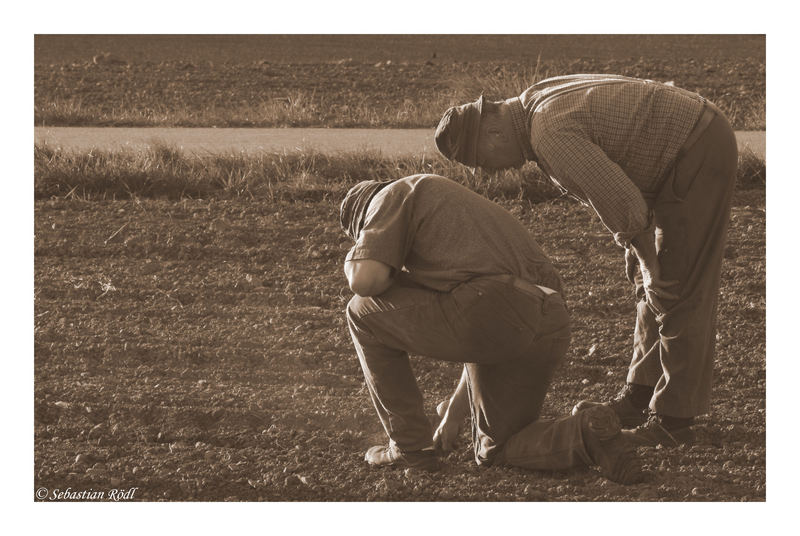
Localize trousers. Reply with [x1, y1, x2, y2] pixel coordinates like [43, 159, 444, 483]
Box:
[628, 103, 739, 418]
[347, 273, 595, 470]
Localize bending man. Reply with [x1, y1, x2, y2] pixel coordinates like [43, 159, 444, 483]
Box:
[434, 74, 738, 446]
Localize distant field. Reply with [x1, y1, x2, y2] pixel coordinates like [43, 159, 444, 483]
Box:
[34, 34, 766, 129]
[34, 34, 766, 64]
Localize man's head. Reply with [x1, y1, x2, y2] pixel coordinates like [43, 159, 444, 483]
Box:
[435, 98, 525, 170]
[434, 96, 484, 167]
[339, 179, 395, 241]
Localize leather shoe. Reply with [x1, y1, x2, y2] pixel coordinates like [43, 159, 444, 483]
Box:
[364, 444, 440, 471]
[622, 414, 695, 447]
[573, 385, 649, 428]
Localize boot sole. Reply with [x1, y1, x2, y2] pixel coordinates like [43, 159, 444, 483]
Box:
[622, 427, 695, 448]
[364, 448, 441, 472]
[572, 400, 648, 429]
[581, 406, 645, 485]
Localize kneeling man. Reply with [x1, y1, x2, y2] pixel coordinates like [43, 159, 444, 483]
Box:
[340, 174, 642, 484]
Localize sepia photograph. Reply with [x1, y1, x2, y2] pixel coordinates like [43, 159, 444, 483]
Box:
[19, 2, 789, 529]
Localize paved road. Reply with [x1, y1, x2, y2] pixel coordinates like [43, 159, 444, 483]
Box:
[34, 127, 766, 160]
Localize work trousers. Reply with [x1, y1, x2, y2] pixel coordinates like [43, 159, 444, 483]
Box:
[628, 104, 739, 418]
[347, 274, 593, 470]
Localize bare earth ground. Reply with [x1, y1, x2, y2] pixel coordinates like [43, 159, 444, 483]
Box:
[33, 188, 765, 501]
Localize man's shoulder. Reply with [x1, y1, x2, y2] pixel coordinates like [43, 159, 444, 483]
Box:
[380, 174, 496, 216]
[522, 74, 648, 107]
[386, 174, 462, 194]
[372, 174, 456, 207]
[398, 173, 452, 185]
[525, 74, 644, 91]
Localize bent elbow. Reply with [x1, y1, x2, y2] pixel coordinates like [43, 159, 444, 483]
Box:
[349, 279, 385, 297]
[349, 280, 371, 297]
[345, 259, 393, 297]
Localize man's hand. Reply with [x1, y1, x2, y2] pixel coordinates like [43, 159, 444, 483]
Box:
[624, 247, 638, 284]
[432, 400, 464, 452]
[432, 366, 470, 453]
[639, 261, 679, 315]
[630, 231, 679, 315]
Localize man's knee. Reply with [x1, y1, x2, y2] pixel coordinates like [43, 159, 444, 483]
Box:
[346, 294, 371, 323]
[346, 295, 381, 348]
[346, 293, 391, 330]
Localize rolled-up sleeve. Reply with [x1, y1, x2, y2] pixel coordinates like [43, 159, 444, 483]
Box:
[535, 131, 651, 247]
[346, 186, 415, 271]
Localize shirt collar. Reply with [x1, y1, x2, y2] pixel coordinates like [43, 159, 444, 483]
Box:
[508, 97, 537, 163]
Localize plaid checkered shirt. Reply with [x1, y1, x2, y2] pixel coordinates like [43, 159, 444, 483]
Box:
[508, 74, 706, 247]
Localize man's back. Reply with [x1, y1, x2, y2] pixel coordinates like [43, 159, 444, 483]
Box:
[523, 75, 705, 193]
[348, 174, 561, 292]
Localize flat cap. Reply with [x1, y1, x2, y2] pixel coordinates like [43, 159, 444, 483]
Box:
[339, 179, 395, 241]
[434, 95, 484, 167]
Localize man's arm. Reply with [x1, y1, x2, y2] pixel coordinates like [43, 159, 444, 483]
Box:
[433, 366, 470, 452]
[630, 229, 679, 315]
[535, 132, 679, 312]
[344, 258, 393, 297]
[535, 131, 650, 247]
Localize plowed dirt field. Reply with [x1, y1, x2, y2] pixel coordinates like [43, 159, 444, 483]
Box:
[33, 188, 765, 501]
